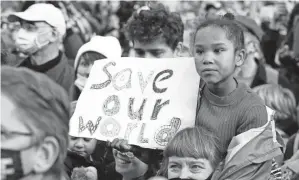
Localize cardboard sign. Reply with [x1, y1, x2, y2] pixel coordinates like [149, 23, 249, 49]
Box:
[69, 57, 200, 149]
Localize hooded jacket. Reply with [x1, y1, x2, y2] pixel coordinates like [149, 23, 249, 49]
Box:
[73, 35, 122, 70]
[71, 36, 122, 100]
[211, 107, 284, 180]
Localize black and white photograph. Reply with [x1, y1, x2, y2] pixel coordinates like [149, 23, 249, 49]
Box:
[1, 1, 299, 180]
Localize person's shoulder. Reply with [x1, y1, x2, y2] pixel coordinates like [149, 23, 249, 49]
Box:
[238, 83, 262, 101]
[237, 83, 265, 107]
[59, 52, 75, 81]
[61, 52, 74, 70]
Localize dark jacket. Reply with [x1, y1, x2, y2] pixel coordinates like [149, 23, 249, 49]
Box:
[64, 151, 104, 179]
[71, 84, 81, 101]
[284, 133, 299, 161]
[18, 51, 75, 97]
[105, 163, 159, 180]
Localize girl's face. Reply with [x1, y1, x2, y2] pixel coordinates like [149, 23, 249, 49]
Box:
[193, 26, 243, 86]
[113, 149, 148, 179]
[68, 136, 97, 158]
[167, 156, 214, 180]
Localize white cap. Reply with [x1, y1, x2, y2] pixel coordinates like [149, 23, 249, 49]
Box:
[8, 3, 66, 37]
[74, 36, 122, 68]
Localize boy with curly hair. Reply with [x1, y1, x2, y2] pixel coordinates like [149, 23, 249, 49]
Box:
[96, 4, 185, 179]
[125, 3, 184, 58]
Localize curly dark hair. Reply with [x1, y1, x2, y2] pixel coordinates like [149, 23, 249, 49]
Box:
[125, 3, 184, 50]
[191, 13, 245, 52]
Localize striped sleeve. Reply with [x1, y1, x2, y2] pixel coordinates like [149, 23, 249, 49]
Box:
[237, 105, 268, 134]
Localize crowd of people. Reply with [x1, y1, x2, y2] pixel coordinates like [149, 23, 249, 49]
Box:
[1, 1, 299, 180]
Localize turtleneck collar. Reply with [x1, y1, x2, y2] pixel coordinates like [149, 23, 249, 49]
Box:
[203, 80, 248, 106]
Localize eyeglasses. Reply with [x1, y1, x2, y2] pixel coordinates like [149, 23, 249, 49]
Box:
[16, 21, 55, 32]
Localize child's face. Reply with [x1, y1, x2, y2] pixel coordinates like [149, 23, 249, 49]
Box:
[77, 57, 93, 78]
[133, 37, 176, 58]
[193, 26, 242, 85]
[68, 136, 97, 158]
[113, 149, 148, 178]
[167, 156, 214, 180]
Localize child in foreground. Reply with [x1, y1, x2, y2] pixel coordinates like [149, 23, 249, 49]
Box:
[64, 101, 101, 180]
[158, 126, 222, 180]
[191, 13, 283, 179]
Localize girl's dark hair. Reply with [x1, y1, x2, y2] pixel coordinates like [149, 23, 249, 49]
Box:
[191, 13, 245, 52]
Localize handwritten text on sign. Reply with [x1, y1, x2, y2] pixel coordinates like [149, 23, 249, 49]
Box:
[69, 57, 200, 149]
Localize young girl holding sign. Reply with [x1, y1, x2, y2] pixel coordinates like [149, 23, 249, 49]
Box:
[192, 13, 283, 179]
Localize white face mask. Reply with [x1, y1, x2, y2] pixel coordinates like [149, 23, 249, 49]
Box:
[15, 29, 51, 55]
[74, 74, 88, 91]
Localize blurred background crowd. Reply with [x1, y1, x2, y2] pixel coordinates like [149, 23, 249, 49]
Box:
[2, 0, 299, 100]
[1, 1, 297, 61]
[1, 1, 299, 180]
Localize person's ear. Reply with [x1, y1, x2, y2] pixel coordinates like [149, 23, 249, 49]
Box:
[235, 49, 246, 67]
[33, 136, 60, 173]
[174, 42, 183, 57]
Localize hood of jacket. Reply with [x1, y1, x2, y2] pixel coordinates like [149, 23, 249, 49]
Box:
[73, 35, 122, 69]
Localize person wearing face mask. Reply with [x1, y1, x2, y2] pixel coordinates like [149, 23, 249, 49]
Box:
[72, 35, 122, 101]
[8, 3, 75, 96]
[1, 66, 70, 180]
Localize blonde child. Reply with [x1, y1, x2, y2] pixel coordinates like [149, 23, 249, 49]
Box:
[158, 126, 222, 180]
[253, 84, 298, 141]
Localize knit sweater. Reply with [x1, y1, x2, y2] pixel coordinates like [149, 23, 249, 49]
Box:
[196, 82, 268, 152]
